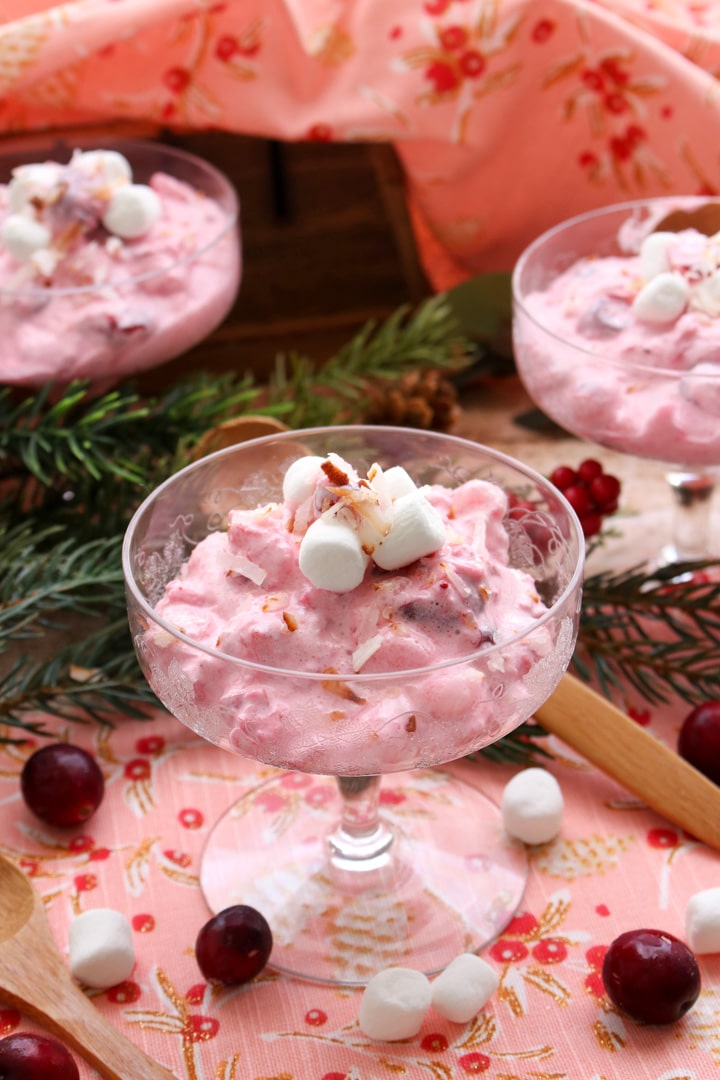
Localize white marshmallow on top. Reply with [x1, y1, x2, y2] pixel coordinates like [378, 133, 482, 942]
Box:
[72, 149, 132, 188]
[298, 512, 370, 592]
[282, 455, 325, 511]
[372, 490, 446, 571]
[102, 183, 161, 239]
[501, 767, 564, 845]
[431, 953, 499, 1023]
[358, 967, 432, 1041]
[685, 887, 720, 954]
[639, 231, 673, 282]
[631, 271, 689, 324]
[1, 213, 51, 262]
[7, 162, 63, 212]
[68, 907, 135, 989]
[370, 464, 418, 502]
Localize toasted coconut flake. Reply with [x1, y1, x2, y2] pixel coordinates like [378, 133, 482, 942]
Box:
[282, 611, 298, 632]
[405, 715, 417, 733]
[321, 678, 367, 704]
[227, 554, 267, 585]
[352, 633, 383, 672]
[321, 458, 351, 486]
[441, 561, 473, 598]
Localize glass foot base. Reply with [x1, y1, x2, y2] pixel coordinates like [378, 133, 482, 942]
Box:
[200, 769, 527, 986]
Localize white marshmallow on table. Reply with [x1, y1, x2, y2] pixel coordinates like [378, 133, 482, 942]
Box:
[501, 767, 564, 845]
[358, 967, 432, 1041]
[102, 183, 161, 239]
[68, 907, 135, 989]
[72, 149, 132, 188]
[372, 490, 446, 571]
[431, 953, 499, 1023]
[282, 455, 325, 511]
[631, 271, 689, 324]
[639, 231, 673, 282]
[298, 512, 370, 592]
[1, 213, 51, 262]
[686, 887, 720, 954]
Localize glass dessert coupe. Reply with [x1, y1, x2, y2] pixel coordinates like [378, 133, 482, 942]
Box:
[512, 197, 720, 567]
[0, 137, 240, 388]
[122, 426, 584, 985]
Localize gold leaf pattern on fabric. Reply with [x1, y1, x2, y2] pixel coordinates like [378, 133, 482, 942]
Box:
[522, 966, 572, 1006]
[0, 22, 47, 91]
[309, 24, 355, 66]
[593, 1015, 626, 1052]
[456, 1013, 496, 1049]
[533, 833, 634, 878]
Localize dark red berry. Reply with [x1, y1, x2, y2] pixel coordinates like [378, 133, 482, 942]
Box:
[578, 512, 603, 538]
[589, 473, 622, 509]
[562, 484, 594, 517]
[0, 1033, 79, 1079]
[678, 700, 720, 785]
[195, 905, 273, 985]
[577, 458, 604, 483]
[601, 928, 701, 1025]
[549, 465, 577, 491]
[21, 744, 105, 827]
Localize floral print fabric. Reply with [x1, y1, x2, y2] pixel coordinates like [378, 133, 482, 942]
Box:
[0, 1, 719, 287]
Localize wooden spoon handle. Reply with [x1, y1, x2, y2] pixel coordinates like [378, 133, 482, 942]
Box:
[535, 673, 720, 851]
[0, 947, 177, 1080]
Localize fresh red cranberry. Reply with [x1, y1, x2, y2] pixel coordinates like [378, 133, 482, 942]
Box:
[549, 465, 577, 490]
[195, 905, 273, 985]
[589, 473, 621, 510]
[562, 484, 594, 517]
[602, 929, 701, 1025]
[0, 1033, 79, 1079]
[678, 700, 720, 784]
[21, 744, 104, 827]
[576, 458, 603, 483]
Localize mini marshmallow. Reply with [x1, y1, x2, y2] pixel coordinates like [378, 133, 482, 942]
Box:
[102, 183, 161, 239]
[1, 213, 51, 262]
[358, 967, 432, 1041]
[639, 231, 673, 282]
[690, 270, 720, 318]
[282, 455, 325, 510]
[631, 271, 689, 324]
[68, 907, 135, 989]
[7, 162, 62, 212]
[298, 512, 370, 591]
[370, 464, 418, 502]
[431, 953, 499, 1023]
[372, 491, 446, 571]
[686, 887, 720, 954]
[501, 767, 564, 845]
[72, 149, 132, 188]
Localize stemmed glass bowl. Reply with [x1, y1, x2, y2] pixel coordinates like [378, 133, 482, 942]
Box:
[122, 425, 584, 984]
[0, 137, 240, 387]
[512, 197, 720, 566]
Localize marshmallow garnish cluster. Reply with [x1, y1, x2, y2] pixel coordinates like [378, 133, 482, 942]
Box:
[358, 953, 499, 1041]
[632, 228, 720, 324]
[0, 148, 162, 280]
[283, 453, 446, 593]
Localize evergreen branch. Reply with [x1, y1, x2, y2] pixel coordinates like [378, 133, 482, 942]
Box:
[575, 559, 720, 705]
[267, 295, 476, 428]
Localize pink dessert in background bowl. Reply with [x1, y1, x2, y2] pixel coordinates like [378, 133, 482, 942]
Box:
[0, 138, 240, 387]
[512, 197, 720, 469]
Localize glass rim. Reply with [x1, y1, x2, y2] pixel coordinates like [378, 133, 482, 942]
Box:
[122, 424, 585, 682]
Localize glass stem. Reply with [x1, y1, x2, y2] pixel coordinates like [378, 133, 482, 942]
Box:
[327, 775, 394, 872]
[663, 470, 717, 563]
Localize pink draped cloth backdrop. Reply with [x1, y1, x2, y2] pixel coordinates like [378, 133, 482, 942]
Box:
[0, 0, 719, 288]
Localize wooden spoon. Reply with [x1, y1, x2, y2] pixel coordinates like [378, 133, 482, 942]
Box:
[0, 854, 177, 1079]
[535, 673, 720, 850]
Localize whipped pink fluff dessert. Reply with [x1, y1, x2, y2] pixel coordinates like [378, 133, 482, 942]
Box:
[146, 452, 564, 775]
[513, 199, 720, 467]
[0, 146, 239, 386]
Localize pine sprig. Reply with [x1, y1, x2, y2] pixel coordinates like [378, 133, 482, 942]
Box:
[575, 560, 720, 705]
[267, 296, 476, 428]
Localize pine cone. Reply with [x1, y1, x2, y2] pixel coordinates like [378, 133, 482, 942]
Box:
[363, 369, 460, 431]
